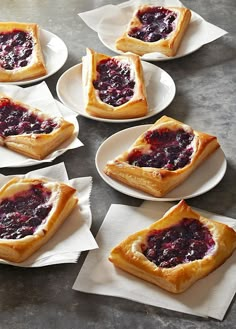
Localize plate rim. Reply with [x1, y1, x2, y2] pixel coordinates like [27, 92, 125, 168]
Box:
[98, 33, 202, 63]
[56, 61, 176, 123]
[95, 124, 227, 201]
[2, 28, 68, 86]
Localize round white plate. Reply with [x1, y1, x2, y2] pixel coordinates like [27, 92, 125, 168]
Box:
[56, 61, 176, 123]
[95, 125, 227, 201]
[97, 8, 202, 62]
[0, 100, 79, 168]
[3, 29, 68, 86]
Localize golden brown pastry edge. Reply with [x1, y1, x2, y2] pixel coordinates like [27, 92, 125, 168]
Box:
[104, 115, 220, 197]
[0, 96, 75, 159]
[0, 22, 47, 82]
[109, 200, 236, 293]
[0, 177, 78, 263]
[116, 6, 191, 57]
[82, 48, 148, 119]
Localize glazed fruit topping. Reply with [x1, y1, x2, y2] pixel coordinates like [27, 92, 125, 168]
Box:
[143, 217, 215, 268]
[0, 30, 34, 70]
[0, 183, 52, 240]
[0, 98, 58, 137]
[93, 58, 135, 107]
[129, 7, 177, 43]
[128, 128, 194, 170]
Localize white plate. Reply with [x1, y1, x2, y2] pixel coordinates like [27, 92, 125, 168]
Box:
[95, 124, 227, 201]
[97, 8, 202, 62]
[0, 100, 79, 168]
[3, 29, 68, 86]
[98, 33, 201, 62]
[56, 61, 176, 123]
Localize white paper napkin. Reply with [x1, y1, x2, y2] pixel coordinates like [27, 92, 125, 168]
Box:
[0, 81, 83, 167]
[0, 162, 98, 267]
[79, 0, 227, 60]
[73, 202, 236, 320]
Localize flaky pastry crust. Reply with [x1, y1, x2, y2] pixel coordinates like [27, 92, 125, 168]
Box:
[0, 22, 47, 82]
[82, 48, 148, 119]
[116, 6, 191, 57]
[0, 96, 75, 160]
[104, 116, 220, 197]
[109, 200, 236, 293]
[0, 177, 78, 263]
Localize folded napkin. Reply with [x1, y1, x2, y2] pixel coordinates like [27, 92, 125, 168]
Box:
[73, 202, 236, 320]
[79, 0, 227, 60]
[0, 81, 83, 168]
[0, 162, 98, 267]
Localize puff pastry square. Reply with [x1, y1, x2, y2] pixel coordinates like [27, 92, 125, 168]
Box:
[82, 48, 148, 119]
[0, 177, 78, 263]
[0, 22, 47, 82]
[104, 116, 220, 197]
[0, 96, 75, 159]
[109, 200, 236, 293]
[116, 5, 191, 57]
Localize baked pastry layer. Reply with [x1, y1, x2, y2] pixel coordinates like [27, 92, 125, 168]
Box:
[0, 22, 47, 82]
[82, 48, 148, 119]
[109, 200, 236, 293]
[0, 177, 78, 262]
[0, 96, 75, 159]
[116, 6, 191, 57]
[104, 116, 220, 197]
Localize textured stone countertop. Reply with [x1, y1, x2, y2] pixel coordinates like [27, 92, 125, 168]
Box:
[0, 0, 236, 328]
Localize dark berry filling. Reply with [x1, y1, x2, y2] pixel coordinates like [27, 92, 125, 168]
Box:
[0, 183, 52, 239]
[0, 98, 58, 137]
[129, 7, 177, 43]
[93, 58, 135, 107]
[142, 218, 215, 268]
[128, 128, 194, 170]
[0, 30, 34, 70]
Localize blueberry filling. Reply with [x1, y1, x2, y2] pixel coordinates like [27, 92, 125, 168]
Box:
[128, 128, 194, 170]
[142, 218, 215, 268]
[0, 30, 34, 70]
[93, 58, 135, 107]
[0, 183, 52, 239]
[129, 7, 177, 43]
[0, 98, 58, 137]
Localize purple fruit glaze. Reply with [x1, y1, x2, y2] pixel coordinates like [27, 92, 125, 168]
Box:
[0, 98, 58, 137]
[0, 183, 52, 240]
[0, 30, 34, 70]
[93, 58, 135, 107]
[128, 128, 194, 171]
[143, 217, 215, 268]
[129, 7, 177, 43]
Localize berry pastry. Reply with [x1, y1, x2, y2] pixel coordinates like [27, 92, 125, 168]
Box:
[82, 48, 148, 119]
[0, 177, 78, 262]
[104, 116, 220, 197]
[0, 96, 75, 159]
[109, 200, 236, 293]
[116, 5, 191, 57]
[0, 22, 46, 82]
